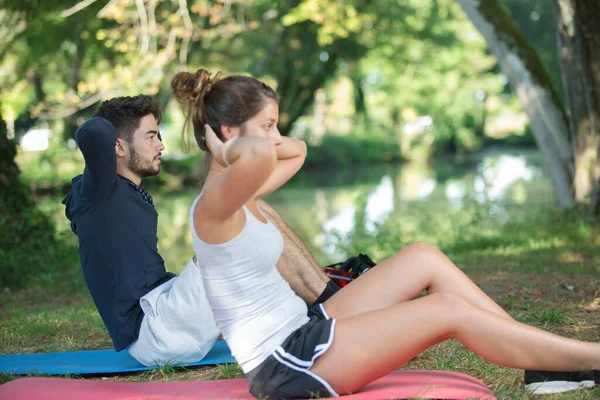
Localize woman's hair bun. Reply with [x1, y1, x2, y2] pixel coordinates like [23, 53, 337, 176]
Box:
[171, 69, 222, 104]
[171, 69, 222, 154]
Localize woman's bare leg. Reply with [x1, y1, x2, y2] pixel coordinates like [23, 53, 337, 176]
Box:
[326, 242, 512, 320]
[311, 292, 600, 395]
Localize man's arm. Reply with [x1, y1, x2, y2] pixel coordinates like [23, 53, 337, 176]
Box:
[76, 117, 118, 203]
[257, 199, 329, 304]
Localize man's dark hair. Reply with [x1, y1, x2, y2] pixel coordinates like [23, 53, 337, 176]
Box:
[93, 95, 163, 142]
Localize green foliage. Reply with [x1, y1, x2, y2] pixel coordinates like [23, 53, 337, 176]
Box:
[357, 0, 507, 154]
[0, 109, 77, 289]
[0, 190, 78, 289]
[338, 200, 599, 275]
[282, 1, 374, 46]
[482, 125, 537, 148]
[1, 0, 546, 151]
[304, 134, 401, 168]
[2, 0, 588, 232]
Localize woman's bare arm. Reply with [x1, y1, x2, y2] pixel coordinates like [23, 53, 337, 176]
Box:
[254, 137, 307, 199]
[196, 125, 277, 224]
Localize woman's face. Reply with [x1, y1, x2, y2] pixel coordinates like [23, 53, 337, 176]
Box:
[240, 98, 282, 144]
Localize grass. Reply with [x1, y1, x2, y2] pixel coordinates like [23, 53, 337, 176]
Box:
[525, 307, 574, 325]
[1, 186, 599, 399]
[209, 364, 245, 380]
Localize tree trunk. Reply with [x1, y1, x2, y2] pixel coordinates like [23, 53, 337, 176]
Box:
[310, 88, 327, 145]
[554, 0, 600, 217]
[349, 63, 367, 121]
[457, 0, 574, 209]
[0, 102, 52, 249]
[63, 22, 86, 142]
[0, 103, 60, 288]
[0, 105, 23, 197]
[260, 19, 341, 136]
[276, 50, 337, 135]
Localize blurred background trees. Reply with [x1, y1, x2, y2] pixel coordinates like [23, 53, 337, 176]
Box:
[0, 0, 598, 216]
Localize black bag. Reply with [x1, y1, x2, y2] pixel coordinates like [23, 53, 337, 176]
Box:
[325, 253, 377, 278]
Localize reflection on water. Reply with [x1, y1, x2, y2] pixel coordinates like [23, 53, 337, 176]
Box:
[365, 176, 395, 233]
[475, 155, 535, 203]
[41, 150, 554, 274]
[263, 150, 552, 267]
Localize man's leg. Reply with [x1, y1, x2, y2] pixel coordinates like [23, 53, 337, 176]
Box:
[257, 200, 333, 304]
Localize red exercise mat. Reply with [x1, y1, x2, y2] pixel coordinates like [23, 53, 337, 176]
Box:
[0, 370, 496, 399]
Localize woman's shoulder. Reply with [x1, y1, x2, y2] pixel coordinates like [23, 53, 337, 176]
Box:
[191, 194, 248, 245]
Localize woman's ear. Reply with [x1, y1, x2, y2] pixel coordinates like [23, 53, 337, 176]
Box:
[115, 139, 128, 158]
[221, 125, 239, 141]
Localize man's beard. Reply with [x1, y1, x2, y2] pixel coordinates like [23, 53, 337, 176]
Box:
[128, 146, 160, 178]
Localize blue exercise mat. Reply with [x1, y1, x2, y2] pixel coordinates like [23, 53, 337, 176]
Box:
[0, 340, 233, 375]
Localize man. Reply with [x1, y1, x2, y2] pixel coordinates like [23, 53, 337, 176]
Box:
[62, 95, 338, 366]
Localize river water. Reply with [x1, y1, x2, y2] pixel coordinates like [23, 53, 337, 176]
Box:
[41, 149, 554, 273]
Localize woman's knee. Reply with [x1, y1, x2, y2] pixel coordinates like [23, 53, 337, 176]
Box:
[393, 242, 447, 272]
[399, 241, 440, 257]
[425, 292, 471, 333]
[399, 242, 460, 271]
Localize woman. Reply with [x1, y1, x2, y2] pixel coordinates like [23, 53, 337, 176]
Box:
[171, 69, 599, 399]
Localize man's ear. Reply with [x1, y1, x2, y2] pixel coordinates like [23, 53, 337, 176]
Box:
[221, 125, 239, 141]
[115, 139, 128, 158]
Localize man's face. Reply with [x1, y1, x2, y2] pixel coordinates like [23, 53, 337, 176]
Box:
[128, 114, 165, 178]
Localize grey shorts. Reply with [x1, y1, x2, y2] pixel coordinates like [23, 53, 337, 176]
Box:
[246, 303, 338, 399]
[127, 258, 220, 366]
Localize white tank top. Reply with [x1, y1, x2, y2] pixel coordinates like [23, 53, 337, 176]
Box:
[189, 196, 309, 372]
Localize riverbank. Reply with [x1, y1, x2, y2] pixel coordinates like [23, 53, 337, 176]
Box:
[3, 146, 598, 399]
[1, 202, 598, 399]
[15, 134, 537, 195]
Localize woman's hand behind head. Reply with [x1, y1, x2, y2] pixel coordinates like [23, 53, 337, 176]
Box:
[204, 124, 227, 166]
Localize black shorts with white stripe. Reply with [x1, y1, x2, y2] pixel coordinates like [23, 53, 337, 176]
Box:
[246, 303, 338, 399]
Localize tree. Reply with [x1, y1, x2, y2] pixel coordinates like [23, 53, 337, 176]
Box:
[0, 100, 59, 288]
[501, 0, 564, 98]
[0, 0, 119, 138]
[360, 0, 504, 155]
[456, 0, 575, 209]
[554, 0, 600, 217]
[243, 0, 373, 134]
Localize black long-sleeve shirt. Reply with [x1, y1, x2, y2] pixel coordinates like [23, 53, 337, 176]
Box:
[62, 117, 175, 351]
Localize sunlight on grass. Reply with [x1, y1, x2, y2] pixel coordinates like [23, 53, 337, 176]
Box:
[1, 303, 109, 354]
[582, 297, 600, 311]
